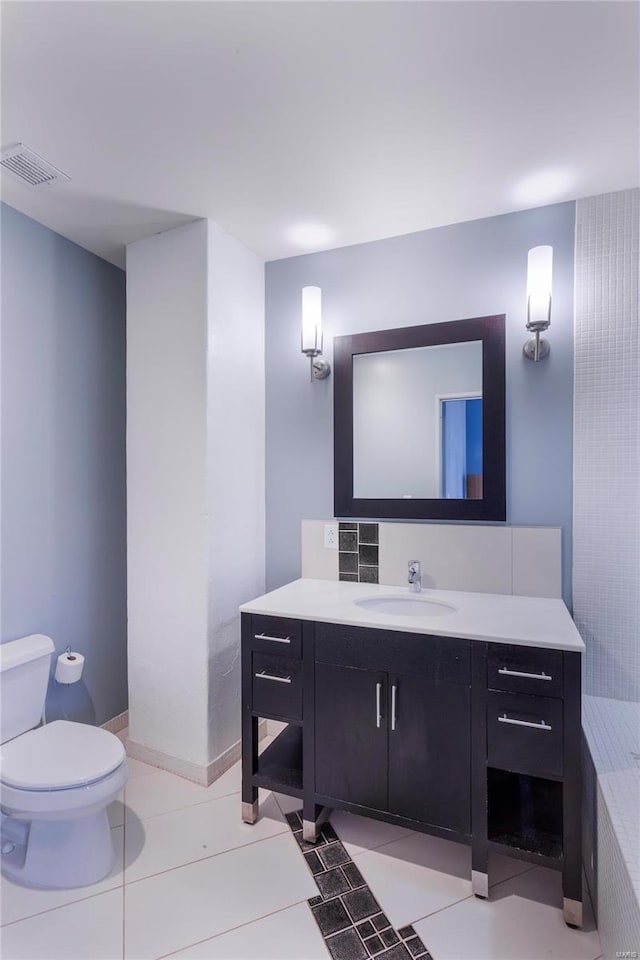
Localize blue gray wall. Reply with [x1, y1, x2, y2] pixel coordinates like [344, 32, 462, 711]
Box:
[1, 203, 127, 726]
[266, 201, 576, 602]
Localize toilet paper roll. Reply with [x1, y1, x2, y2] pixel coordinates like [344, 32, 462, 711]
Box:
[55, 651, 85, 684]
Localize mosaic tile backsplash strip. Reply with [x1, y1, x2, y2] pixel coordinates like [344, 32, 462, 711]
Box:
[339, 523, 379, 584]
[574, 189, 640, 701]
[284, 810, 432, 960]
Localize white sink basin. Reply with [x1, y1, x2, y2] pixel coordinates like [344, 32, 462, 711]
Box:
[354, 595, 457, 618]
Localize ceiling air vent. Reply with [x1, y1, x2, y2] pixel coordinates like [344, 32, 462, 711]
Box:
[1, 143, 70, 189]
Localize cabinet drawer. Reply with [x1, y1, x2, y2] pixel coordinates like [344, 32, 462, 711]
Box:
[315, 622, 470, 685]
[488, 644, 563, 698]
[251, 615, 302, 659]
[487, 691, 563, 779]
[252, 653, 302, 721]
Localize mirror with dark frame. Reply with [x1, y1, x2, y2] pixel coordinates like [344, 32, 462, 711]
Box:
[333, 315, 506, 521]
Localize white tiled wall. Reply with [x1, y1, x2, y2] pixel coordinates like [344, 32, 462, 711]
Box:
[573, 189, 640, 701]
[583, 696, 640, 958]
[301, 521, 562, 598]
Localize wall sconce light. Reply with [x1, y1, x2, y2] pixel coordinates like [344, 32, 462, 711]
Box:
[301, 286, 330, 380]
[524, 245, 553, 361]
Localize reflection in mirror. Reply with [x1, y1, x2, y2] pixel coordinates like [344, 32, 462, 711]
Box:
[353, 340, 483, 500]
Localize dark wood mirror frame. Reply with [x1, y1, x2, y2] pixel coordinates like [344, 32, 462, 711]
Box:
[333, 314, 506, 521]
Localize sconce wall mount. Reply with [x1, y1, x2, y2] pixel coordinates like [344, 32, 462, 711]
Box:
[301, 286, 330, 380]
[524, 245, 553, 362]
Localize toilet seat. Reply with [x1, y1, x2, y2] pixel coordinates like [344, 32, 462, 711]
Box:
[0, 720, 125, 790]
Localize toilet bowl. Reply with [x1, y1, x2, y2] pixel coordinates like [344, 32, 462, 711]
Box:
[1, 720, 128, 889]
[0, 636, 129, 889]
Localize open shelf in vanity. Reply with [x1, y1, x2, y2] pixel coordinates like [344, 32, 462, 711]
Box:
[487, 767, 563, 867]
[253, 724, 303, 797]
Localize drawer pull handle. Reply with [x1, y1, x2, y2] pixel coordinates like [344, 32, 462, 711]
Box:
[254, 633, 291, 645]
[376, 682, 382, 729]
[498, 713, 552, 731]
[255, 671, 292, 684]
[498, 668, 552, 681]
[391, 683, 397, 732]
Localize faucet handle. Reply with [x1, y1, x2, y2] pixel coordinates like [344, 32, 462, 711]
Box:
[408, 561, 422, 592]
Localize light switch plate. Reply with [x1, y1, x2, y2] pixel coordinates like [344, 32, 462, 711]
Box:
[324, 523, 338, 549]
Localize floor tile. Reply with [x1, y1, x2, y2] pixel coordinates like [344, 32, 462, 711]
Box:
[316, 868, 352, 899]
[329, 811, 413, 859]
[325, 925, 368, 960]
[274, 791, 304, 816]
[319, 841, 351, 870]
[0, 825, 124, 926]
[163, 902, 329, 958]
[377, 945, 411, 960]
[355, 831, 531, 928]
[363, 933, 384, 955]
[124, 790, 287, 883]
[342, 886, 381, 923]
[312, 897, 353, 936]
[0, 887, 123, 960]
[126, 757, 160, 781]
[108, 797, 126, 827]
[124, 831, 317, 959]
[123, 763, 240, 822]
[413, 867, 602, 960]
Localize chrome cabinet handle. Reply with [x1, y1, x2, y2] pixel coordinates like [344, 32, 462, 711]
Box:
[498, 668, 552, 681]
[376, 682, 382, 729]
[255, 671, 291, 684]
[498, 713, 551, 731]
[391, 684, 397, 732]
[255, 633, 291, 645]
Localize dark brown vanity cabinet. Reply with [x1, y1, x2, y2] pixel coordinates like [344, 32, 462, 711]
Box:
[388, 672, 470, 833]
[241, 613, 582, 928]
[315, 665, 470, 834]
[314, 663, 388, 812]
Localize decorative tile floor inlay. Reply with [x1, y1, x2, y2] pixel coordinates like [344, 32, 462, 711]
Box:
[284, 810, 432, 960]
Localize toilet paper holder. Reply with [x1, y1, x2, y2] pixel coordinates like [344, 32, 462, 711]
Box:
[54, 647, 85, 685]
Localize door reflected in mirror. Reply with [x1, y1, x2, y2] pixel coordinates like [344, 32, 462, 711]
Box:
[353, 340, 483, 500]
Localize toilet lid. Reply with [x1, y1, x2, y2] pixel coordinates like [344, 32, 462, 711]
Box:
[0, 720, 126, 790]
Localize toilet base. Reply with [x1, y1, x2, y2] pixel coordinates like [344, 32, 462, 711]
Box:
[1, 810, 115, 889]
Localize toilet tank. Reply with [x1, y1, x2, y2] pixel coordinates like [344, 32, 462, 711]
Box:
[0, 635, 55, 744]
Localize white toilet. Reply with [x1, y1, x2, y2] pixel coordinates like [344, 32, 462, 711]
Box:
[0, 635, 128, 889]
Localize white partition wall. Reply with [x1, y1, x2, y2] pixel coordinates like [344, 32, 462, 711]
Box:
[126, 220, 264, 780]
[206, 221, 266, 762]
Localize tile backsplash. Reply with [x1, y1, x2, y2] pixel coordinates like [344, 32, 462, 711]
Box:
[338, 522, 379, 583]
[302, 521, 562, 599]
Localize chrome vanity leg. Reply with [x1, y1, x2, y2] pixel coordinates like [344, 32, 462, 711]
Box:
[472, 869, 489, 898]
[303, 819, 319, 842]
[563, 897, 583, 928]
[242, 800, 259, 825]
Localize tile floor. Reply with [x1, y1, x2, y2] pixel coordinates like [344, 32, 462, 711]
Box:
[0, 730, 603, 960]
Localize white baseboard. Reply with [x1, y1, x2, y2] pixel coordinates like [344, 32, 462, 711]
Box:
[100, 710, 129, 735]
[125, 719, 268, 786]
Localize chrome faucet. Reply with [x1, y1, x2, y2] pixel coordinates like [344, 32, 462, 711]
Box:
[408, 561, 422, 593]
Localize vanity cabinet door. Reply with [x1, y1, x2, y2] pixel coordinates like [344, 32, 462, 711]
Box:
[314, 662, 388, 811]
[388, 674, 471, 834]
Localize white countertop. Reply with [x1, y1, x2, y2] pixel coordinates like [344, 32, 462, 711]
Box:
[240, 578, 585, 653]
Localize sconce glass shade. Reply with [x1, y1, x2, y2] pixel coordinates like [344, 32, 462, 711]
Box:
[301, 286, 322, 356]
[526, 245, 553, 332]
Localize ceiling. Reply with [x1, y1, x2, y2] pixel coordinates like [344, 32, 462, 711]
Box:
[2, 1, 638, 268]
